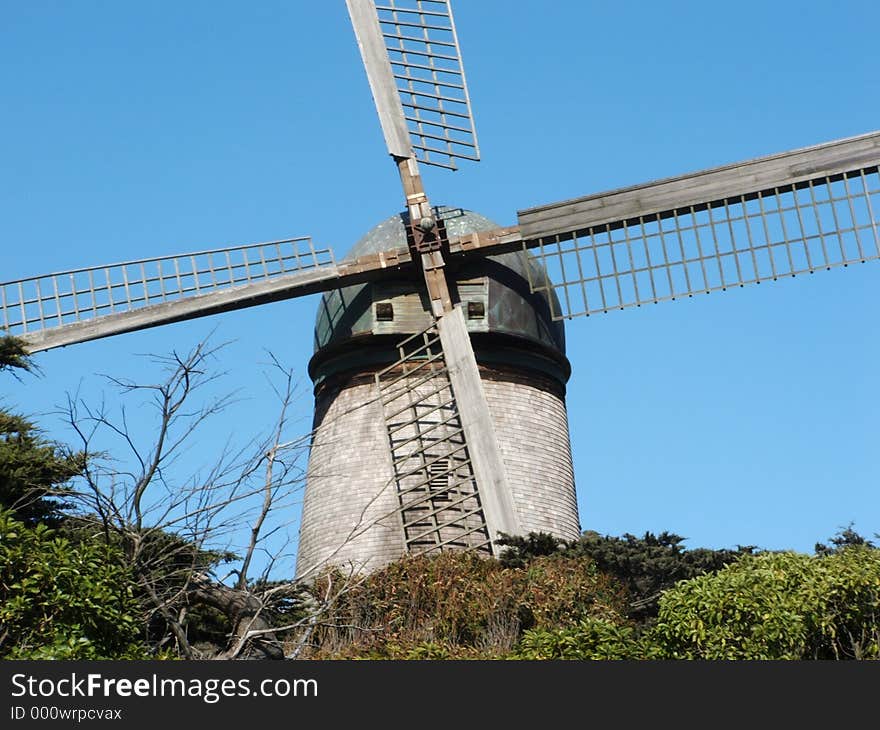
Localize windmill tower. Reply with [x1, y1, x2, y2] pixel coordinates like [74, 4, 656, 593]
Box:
[298, 207, 579, 575]
[4, 1, 879, 576]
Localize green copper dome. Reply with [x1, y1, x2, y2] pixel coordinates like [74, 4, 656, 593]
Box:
[310, 207, 569, 387]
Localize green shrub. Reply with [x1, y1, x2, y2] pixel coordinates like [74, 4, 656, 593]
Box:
[650, 548, 880, 659]
[515, 618, 650, 660]
[301, 551, 629, 659]
[0, 508, 150, 659]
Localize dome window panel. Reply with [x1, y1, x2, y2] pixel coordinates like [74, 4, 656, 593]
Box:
[466, 300, 485, 319]
[375, 301, 394, 321]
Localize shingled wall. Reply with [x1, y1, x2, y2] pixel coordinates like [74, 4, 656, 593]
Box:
[296, 366, 580, 577]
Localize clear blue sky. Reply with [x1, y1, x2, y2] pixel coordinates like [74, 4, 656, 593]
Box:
[2, 1, 878, 570]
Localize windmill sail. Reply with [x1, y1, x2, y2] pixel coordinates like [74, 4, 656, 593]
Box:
[347, 1, 514, 552]
[346, 0, 480, 169]
[3, 237, 415, 352]
[516, 131, 880, 319]
[376, 308, 522, 556]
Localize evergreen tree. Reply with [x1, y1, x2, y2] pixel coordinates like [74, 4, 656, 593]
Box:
[0, 335, 148, 658]
[0, 336, 85, 525]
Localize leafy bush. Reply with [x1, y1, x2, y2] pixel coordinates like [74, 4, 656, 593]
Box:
[0, 508, 150, 659]
[499, 530, 754, 619]
[300, 551, 629, 659]
[515, 618, 650, 660]
[568, 531, 755, 619]
[650, 547, 880, 659]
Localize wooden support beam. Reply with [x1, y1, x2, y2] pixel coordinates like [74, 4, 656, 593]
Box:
[345, 0, 413, 159]
[436, 306, 522, 551]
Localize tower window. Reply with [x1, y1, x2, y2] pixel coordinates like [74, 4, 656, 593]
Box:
[375, 301, 394, 321]
[467, 300, 485, 319]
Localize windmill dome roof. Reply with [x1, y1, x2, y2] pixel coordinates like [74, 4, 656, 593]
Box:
[310, 206, 568, 385]
[340, 207, 500, 257]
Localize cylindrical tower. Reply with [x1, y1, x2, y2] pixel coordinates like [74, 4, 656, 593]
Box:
[296, 208, 579, 577]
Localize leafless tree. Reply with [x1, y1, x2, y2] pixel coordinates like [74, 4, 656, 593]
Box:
[55, 340, 316, 658]
[47, 336, 417, 659]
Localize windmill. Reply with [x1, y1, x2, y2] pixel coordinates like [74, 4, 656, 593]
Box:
[3, 2, 879, 575]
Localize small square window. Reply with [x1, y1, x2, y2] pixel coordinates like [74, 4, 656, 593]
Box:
[375, 301, 394, 321]
[467, 300, 485, 319]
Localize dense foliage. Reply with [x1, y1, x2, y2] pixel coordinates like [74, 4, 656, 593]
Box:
[0, 410, 85, 526]
[300, 551, 628, 659]
[652, 547, 880, 659]
[0, 338, 148, 658]
[0, 508, 149, 659]
[498, 529, 754, 619]
[295, 531, 880, 660]
[0, 336, 34, 375]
